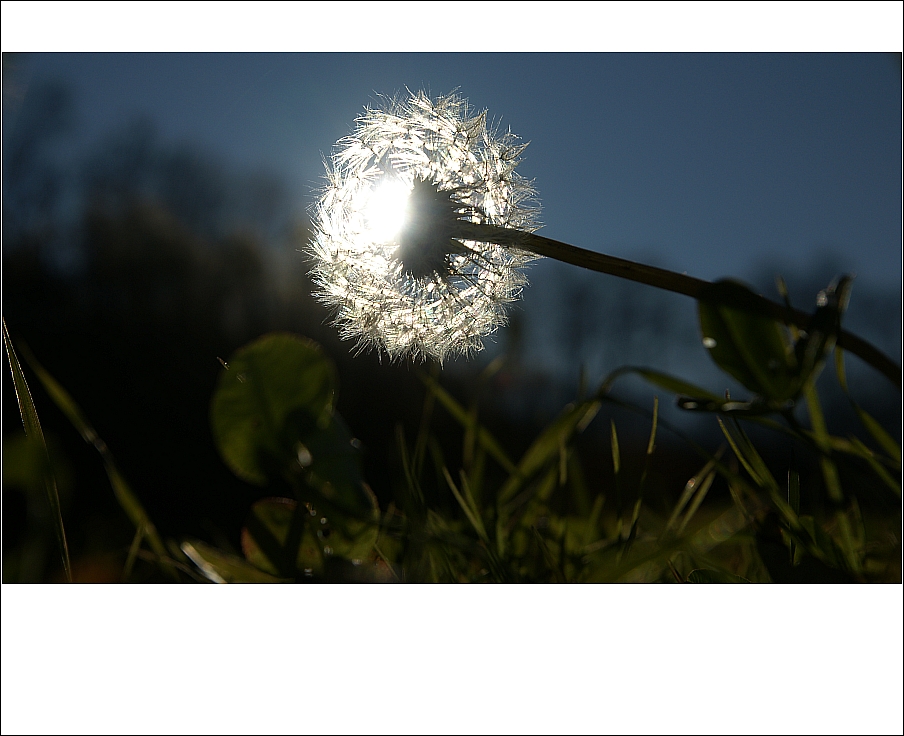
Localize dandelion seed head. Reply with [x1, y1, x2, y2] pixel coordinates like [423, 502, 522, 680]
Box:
[309, 90, 541, 362]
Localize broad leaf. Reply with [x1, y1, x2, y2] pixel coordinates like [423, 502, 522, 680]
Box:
[181, 539, 290, 583]
[210, 333, 337, 486]
[241, 494, 379, 577]
[697, 280, 799, 401]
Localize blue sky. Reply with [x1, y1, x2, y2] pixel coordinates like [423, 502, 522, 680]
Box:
[12, 52, 901, 287]
[5, 51, 902, 385]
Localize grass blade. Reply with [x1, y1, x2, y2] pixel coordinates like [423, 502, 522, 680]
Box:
[675, 468, 717, 537]
[411, 363, 438, 480]
[496, 399, 600, 508]
[583, 493, 605, 549]
[717, 417, 778, 494]
[122, 522, 146, 582]
[626, 397, 660, 548]
[846, 436, 900, 496]
[664, 453, 720, 537]
[802, 380, 860, 573]
[442, 467, 488, 543]
[395, 424, 424, 507]
[17, 340, 174, 577]
[802, 381, 843, 503]
[3, 318, 71, 582]
[531, 527, 566, 583]
[788, 470, 800, 564]
[834, 351, 900, 465]
[599, 366, 723, 403]
[419, 371, 516, 474]
[610, 419, 623, 538]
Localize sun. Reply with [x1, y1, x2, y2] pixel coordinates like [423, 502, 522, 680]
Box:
[362, 180, 411, 245]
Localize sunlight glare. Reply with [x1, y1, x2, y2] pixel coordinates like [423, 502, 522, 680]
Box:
[363, 180, 411, 243]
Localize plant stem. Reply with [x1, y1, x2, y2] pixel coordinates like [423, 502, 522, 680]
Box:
[456, 222, 901, 389]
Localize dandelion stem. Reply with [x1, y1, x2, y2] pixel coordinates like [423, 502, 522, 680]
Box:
[457, 222, 901, 389]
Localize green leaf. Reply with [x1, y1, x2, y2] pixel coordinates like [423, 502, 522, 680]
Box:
[241, 494, 379, 577]
[212, 333, 375, 534]
[686, 569, 751, 583]
[697, 280, 799, 400]
[241, 497, 322, 576]
[298, 411, 375, 518]
[3, 319, 71, 582]
[181, 539, 291, 583]
[210, 333, 337, 486]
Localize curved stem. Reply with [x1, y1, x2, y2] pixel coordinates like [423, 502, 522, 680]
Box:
[456, 222, 901, 389]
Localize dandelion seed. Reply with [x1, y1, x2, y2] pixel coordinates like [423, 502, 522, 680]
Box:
[309, 90, 541, 362]
[307, 94, 898, 387]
